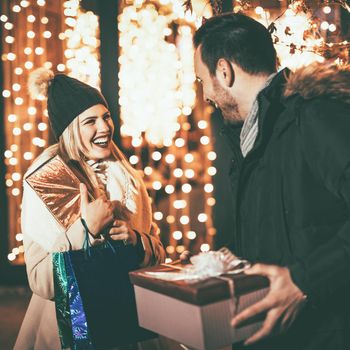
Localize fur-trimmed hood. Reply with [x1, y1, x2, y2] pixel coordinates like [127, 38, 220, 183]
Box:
[284, 62, 350, 104]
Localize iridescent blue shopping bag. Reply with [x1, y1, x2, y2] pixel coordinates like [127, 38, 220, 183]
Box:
[53, 220, 157, 350]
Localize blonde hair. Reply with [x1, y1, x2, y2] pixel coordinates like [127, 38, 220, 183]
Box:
[52, 117, 139, 199]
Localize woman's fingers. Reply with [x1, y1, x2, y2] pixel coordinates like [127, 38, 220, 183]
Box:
[109, 224, 128, 235]
[109, 233, 129, 241]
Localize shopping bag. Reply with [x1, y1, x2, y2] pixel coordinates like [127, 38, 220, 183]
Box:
[53, 220, 157, 350]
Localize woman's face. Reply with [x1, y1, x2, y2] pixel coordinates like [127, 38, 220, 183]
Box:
[78, 104, 114, 161]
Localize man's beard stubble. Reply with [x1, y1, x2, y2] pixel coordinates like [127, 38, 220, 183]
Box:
[213, 79, 243, 126]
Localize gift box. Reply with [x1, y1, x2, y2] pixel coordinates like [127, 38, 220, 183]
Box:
[129, 264, 269, 350]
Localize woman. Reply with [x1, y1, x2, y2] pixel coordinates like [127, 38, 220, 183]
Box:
[14, 68, 166, 350]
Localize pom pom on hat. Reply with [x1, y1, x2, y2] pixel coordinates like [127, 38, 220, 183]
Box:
[28, 68, 54, 100]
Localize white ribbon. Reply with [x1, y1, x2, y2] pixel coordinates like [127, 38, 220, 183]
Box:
[145, 247, 251, 282]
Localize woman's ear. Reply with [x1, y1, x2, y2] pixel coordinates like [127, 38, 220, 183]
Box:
[216, 58, 235, 88]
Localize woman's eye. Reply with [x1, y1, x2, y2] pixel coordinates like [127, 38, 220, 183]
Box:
[104, 114, 111, 120]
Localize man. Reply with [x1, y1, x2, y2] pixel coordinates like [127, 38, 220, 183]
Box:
[193, 13, 350, 350]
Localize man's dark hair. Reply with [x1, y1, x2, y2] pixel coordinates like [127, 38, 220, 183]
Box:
[193, 13, 277, 76]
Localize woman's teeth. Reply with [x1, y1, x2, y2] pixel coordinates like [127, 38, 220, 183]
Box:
[93, 137, 109, 147]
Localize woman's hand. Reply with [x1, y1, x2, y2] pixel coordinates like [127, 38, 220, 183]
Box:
[107, 219, 137, 245]
[80, 183, 115, 237]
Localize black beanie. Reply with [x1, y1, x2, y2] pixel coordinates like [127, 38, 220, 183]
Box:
[47, 74, 108, 140]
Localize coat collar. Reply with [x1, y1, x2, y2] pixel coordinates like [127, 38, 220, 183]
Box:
[222, 68, 291, 159]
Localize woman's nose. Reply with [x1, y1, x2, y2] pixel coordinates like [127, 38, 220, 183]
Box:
[96, 118, 110, 132]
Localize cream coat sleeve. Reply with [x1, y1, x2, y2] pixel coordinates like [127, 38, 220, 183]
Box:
[21, 181, 101, 300]
[138, 221, 166, 267]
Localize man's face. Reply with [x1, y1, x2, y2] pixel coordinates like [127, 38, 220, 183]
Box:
[194, 46, 243, 125]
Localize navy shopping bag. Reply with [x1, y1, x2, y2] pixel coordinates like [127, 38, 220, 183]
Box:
[53, 220, 157, 350]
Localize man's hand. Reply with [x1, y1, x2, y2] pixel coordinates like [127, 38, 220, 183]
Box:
[231, 264, 307, 346]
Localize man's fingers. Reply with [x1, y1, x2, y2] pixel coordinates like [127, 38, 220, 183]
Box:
[79, 183, 89, 217]
[232, 296, 272, 327]
[244, 263, 276, 277]
[244, 309, 279, 345]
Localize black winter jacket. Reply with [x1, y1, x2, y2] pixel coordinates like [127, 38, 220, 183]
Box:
[225, 64, 350, 350]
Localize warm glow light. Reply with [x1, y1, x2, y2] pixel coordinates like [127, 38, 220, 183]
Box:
[28, 107, 37, 115]
[173, 231, 183, 240]
[129, 155, 139, 165]
[27, 31, 35, 39]
[174, 168, 183, 178]
[152, 151, 162, 161]
[200, 136, 210, 145]
[57, 64, 66, 72]
[207, 197, 216, 206]
[166, 215, 175, 224]
[16, 233, 23, 241]
[132, 137, 142, 147]
[204, 184, 214, 193]
[12, 173, 21, 181]
[185, 169, 195, 178]
[166, 245, 175, 254]
[165, 185, 175, 194]
[176, 245, 185, 253]
[198, 120, 208, 129]
[321, 21, 329, 31]
[165, 154, 175, 164]
[184, 153, 194, 163]
[255, 6, 264, 15]
[9, 158, 18, 166]
[10, 144, 18, 152]
[175, 138, 185, 147]
[4, 23, 14, 30]
[200, 243, 210, 252]
[198, 213, 208, 222]
[180, 215, 190, 225]
[7, 53, 16, 61]
[38, 123, 48, 131]
[12, 5, 21, 13]
[12, 188, 20, 196]
[173, 200, 186, 209]
[144, 166, 153, 176]
[23, 123, 33, 131]
[25, 61, 33, 70]
[8, 253, 16, 261]
[329, 24, 336, 32]
[13, 127, 21, 135]
[43, 31, 52, 38]
[5, 36, 15, 44]
[152, 181, 162, 190]
[12, 84, 21, 91]
[8, 114, 17, 122]
[182, 183, 192, 193]
[14, 67, 23, 75]
[35, 47, 44, 55]
[4, 150, 13, 158]
[154, 211, 163, 221]
[27, 15, 36, 23]
[24, 152, 33, 160]
[187, 231, 196, 240]
[323, 6, 331, 14]
[208, 167, 217, 176]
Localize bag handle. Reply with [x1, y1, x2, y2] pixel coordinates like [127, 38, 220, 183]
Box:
[80, 218, 116, 257]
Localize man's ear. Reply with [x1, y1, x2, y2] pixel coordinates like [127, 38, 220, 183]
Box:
[216, 58, 234, 87]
